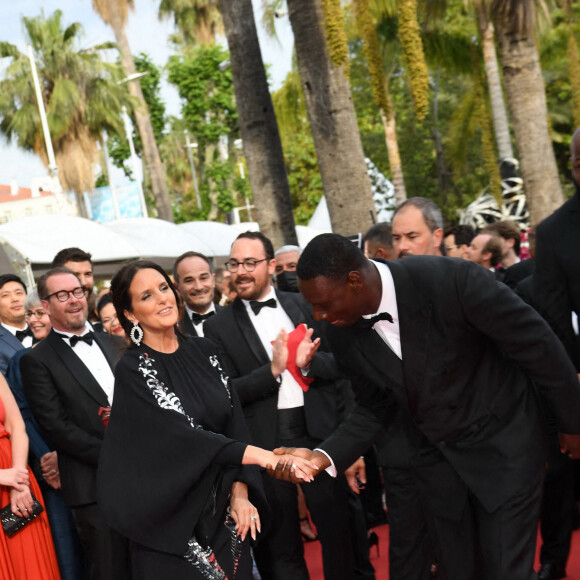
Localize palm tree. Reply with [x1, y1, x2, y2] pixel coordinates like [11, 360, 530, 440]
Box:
[92, 0, 174, 222]
[491, 0, 564, 224]
[286, 0, 376, 235]
[353, 0, 407, 203]
[0, 10, 129, 215]
[158, 0, 222, 45]
[472, 1, 515, 161]
[217, 0, 298, 247]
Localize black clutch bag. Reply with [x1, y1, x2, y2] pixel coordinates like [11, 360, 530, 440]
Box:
[0, 495, 44, 537]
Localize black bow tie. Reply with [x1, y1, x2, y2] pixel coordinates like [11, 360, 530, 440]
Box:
[69, 332, 94, 347]
[250, 298, 277, 316]
[354, 312, 394, 331]
[15, 327, 33, 343]
[191, 311, 215, 325]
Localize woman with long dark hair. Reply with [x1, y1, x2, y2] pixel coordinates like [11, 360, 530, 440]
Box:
[98, 260, 315, 579]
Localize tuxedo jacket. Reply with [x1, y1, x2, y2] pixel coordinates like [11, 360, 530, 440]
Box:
[179, 304, 223, 337]
[319, 256, 580, 515]
[204, 291, 349, 450]
[534, 192, 580, 370]
[0, 326, 24, 376]
[20, 329, 123, 507]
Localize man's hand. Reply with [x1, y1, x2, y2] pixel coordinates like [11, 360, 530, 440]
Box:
[266, 448, 329, 483]
[559, 433, 580, 459]
[270, 329, 289, 378]
[344, 457, 366, 494]
[295, 326, 321, 370]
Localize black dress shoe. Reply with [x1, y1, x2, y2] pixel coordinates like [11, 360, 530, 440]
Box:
[537, 563, 567, 579]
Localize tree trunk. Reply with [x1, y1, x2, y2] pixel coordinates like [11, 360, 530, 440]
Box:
[476, 6, 514, 161]
[381, 104, 406, 205]
[107, 6, 173, 222]
[287, 0, 376, 235]
[218, 0, 297, 249]
[493, 15, 564, 224]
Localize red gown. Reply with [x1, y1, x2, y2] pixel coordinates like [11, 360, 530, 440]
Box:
[0, 397, 61, 580]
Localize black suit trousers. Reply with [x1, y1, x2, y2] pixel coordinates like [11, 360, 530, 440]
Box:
[253, 434, 355, 580]
[71, 502, 131, 580]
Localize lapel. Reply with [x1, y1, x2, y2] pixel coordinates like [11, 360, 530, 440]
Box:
[276, 290, 309, 327]
[386, 260, 433, 415]
[46, 330, 110, 407]
[0, 326, 24, 354]
[93, 331, 122, 372]
[567, 191, 580, 229]
[232, 298, 270, 365]
[180, 312, 198, 337]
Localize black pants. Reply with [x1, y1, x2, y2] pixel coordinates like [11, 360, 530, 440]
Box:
[253, 425, 355, 580]
[71, 502, 131, 580]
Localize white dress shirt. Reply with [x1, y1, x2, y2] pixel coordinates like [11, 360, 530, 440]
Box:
[55, 324, 115, 404]
[242, 287, 305, 409]
[2, 322, 33, 348]
[185, 303, 216, 338]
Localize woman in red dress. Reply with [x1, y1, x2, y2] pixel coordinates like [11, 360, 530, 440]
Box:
[0, 372, 61, 579]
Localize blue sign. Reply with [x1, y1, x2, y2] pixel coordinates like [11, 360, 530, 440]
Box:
[86, 183, 143, 223]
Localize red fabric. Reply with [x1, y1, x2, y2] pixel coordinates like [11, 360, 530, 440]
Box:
[0, 405, 61, 580]
[278, 324, 315, 393]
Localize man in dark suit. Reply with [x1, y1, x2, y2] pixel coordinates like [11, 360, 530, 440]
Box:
[0, 273, 33, 375]
[205, 231, 356, 580]
[273, 233, 580, 580]
[532, 129, 580, 580]
[20, 267, 129, 580]
[173, 251, 220, 337]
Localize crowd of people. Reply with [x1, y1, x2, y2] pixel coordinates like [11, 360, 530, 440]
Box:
[0, 136, 579, 580]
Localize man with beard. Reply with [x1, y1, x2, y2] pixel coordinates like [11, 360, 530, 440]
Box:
[205, 231, 357, 580]
[392, 197, 444, 258]
[173, 251, 220, 337]
[532, 128, 580, 580]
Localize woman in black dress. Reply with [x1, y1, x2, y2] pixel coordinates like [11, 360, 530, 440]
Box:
[97, 261, 315, 580]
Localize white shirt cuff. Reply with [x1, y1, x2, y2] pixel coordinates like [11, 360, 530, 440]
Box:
[314, 448, 337, 477]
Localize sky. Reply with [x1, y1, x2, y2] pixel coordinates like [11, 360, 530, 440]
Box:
[0, 0, 294, 187]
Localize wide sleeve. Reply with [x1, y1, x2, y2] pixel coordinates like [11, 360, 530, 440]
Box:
[97, 350, 247, 556]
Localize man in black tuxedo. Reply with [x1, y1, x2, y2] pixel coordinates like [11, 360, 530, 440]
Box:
[273, 233, 580, 580]
[0, 274, 33, 375]
[205, 231, 356, 580]
[532, 129, 580, 580]
[173, 251, 221, 337]
[20, 267, 129, 580]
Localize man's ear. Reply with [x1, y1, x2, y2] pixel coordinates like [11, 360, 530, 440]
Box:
[346, 271, 363, 292]
[433, 228, 444, 249]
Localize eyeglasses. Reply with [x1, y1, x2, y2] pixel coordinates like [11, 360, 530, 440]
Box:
[25, 309, 47, 320]
[44, 286, 88, 302]
[225, 258, 268, 272]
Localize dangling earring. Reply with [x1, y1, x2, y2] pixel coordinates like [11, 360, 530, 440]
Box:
[130, 322, 143, 346]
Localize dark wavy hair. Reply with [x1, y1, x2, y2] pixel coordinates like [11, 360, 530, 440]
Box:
[110, 260, 183, 339]
[297, 233, 368, 281]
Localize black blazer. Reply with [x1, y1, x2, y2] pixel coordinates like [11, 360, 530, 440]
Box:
[204, 291, 349, 450]
[0, 326, 24, 377]
[319, 256, 580, 514]
[20, 329, 123, 507]
[179, 305, 223, 338]
[534, 192, 580, 370]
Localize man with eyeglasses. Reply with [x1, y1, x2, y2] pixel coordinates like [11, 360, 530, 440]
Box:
[20, 267, 130, 580]
[205, 231, 358, 580]
[0, 273, 33, 376]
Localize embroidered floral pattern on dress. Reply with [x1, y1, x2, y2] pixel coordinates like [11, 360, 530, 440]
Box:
[184, 537, 227, 580]
[138, 353, 202, 430]
[208, 354, 232, 405]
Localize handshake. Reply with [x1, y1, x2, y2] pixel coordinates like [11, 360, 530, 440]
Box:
[267, 448, 367, 494]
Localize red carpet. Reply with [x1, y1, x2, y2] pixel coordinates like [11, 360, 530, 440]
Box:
[304, 525, 580, 578]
